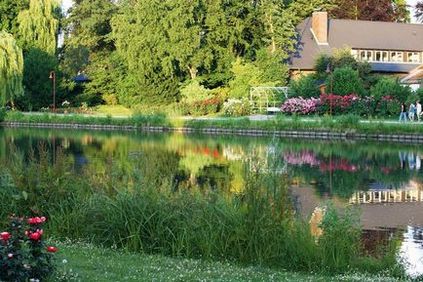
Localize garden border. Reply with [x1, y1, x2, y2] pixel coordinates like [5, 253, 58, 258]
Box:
[3, 121, 423, 144]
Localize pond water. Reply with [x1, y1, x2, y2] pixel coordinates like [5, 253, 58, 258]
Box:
[1, 127, 423, 275]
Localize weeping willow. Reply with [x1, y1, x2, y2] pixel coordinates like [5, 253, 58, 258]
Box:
[17, 0, 60, 54]
[0, 32, 24, 106]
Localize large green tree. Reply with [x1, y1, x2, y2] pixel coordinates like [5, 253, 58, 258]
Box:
[16, 0, 61, 110]
[17, 0, 60, 54]
[62, 0, 118, 105]
[0, 31, 24, 107]
[0, 0, 28, 36]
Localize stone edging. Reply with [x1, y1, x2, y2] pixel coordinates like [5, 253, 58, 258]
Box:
[2, 121, 423, 143]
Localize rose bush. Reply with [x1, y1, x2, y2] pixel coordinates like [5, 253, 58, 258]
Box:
[0, 215, 57, 281]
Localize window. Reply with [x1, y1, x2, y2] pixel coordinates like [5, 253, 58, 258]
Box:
[390, 51, 403, 62]
[360, 50, 372, 61]
[407, 52, 420, 63]
[351, 50, 358, 60]
[374, 51, 389, 62]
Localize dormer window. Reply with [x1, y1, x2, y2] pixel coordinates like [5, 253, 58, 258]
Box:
[391, 51, 403, 62]
[407, 52, 420, 63]
[352, 49, 422, 64]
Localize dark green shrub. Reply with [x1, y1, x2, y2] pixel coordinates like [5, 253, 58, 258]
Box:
[328, 67, 365, 96]
[288, 75, 320, 98]
[370, 78, 411, 103]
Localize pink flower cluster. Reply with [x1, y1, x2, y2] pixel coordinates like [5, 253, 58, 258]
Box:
[283, 150, 320, 166]
[281, 97, 321, 115]
[320, 93, 359, 108]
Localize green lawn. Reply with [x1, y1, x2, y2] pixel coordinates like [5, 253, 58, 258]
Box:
[53, 242, 400, 281]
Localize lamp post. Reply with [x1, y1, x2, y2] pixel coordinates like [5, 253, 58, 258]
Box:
[49, 71, 56, 112]
[325, 63, 333, 116]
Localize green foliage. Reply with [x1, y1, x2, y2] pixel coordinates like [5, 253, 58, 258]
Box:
[17, 48, 58, 110]
[222, 98, 253, 117]
[180, 80, 212, 104]
[17, 0, 60, 55]
[315, 49, 375, 90]
[289, 75, 320, 98]
[0, 0, 28, 36]
[329, 67, 365, 96]
[0, 31, 24, 107]
[228, 59, 263, 99]
[0, 216, 57, 281]
[370, 77, 411, 103]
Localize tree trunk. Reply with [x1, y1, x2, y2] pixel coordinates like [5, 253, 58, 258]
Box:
[188, 66, 197, 79]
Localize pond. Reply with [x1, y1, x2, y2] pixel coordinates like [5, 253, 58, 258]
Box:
[1, 127, 422, 275]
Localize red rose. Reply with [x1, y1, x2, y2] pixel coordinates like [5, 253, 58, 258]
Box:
[47, 246, 58, 253]
[0, 232, 11, 241]
[27, 217, 46, 225]
[29, 231, 42, 241]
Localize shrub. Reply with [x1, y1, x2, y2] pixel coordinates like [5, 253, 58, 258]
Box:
[189, 97, 222, 116]
[328, 66, 365, 96]
[288, 75, 320, 98]
[281, 97, 320, 115]
[180, 80, 212, 104]
[319, 93, 359, 115]
[0, 215, 57, 281]
[370, 77, 411, 103]
[222, 98, 252, 117]
[228, 59, 263, 99]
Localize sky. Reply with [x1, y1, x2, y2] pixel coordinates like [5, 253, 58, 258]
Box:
[61, 0, 419, 21]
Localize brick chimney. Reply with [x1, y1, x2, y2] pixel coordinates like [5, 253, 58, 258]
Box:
[311, 11, 328, 45]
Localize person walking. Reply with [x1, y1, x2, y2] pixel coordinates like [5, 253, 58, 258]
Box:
[399, 103, 407, 122]
[409, 102, 416, 121]
[417, 100, 422, 122]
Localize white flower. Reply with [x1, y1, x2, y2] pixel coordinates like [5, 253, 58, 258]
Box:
[62, 259, 68, 264]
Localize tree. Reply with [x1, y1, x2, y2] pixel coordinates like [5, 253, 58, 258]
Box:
[328, 66, 365, 96]
[0, 31, 24, 107]
[0, 0, 28, 36]
[17, 0, 61, 55]
[416, 1, 423, 22]
[62, 0, 118, 105]
[330, 0, 409, 22]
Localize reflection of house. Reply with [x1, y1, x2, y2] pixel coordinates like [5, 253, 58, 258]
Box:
[291, 185, 423, 230]
[349, 181, 423, 204]
[290, 11, 423, 78]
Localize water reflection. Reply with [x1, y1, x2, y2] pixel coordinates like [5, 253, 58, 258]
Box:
[2, 128, 423, 274]
[400, 226, 423, 277]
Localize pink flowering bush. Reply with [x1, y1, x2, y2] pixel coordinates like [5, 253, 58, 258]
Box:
[283, 150, 320, 166]
[281, 97, 321, 115]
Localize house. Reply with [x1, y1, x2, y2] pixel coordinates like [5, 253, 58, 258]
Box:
[289, 11, 423, 84]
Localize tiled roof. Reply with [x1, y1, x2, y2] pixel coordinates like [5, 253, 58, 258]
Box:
[289, 18, 423, 72]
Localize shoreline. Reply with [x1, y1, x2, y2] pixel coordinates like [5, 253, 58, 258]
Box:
[3, 120, 423, 143]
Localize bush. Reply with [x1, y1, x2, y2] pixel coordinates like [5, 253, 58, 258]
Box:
[288, 75, 320, 98]
[319, 94, 359, 115]
[222, 98, 252, 117]
[228, 59, 263, 99]
[328, 66, 365, 96]
[281, 97, 320, 115]
[0, 216, 57, 281]
[370, 78, 411, 103]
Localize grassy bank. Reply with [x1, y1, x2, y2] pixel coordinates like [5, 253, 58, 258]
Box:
[3, 111, 423, 136]
[55, 241, 401, 282]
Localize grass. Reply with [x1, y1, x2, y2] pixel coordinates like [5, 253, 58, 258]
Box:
[54, 241, 402, 282]
[93, 105, 133, 116]
[4, 111, 423, 136]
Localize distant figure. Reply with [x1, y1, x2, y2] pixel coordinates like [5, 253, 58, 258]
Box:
[417, 101, 422, 122]
[399, 103, 407, 122]
[409, 102, 416, 121]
